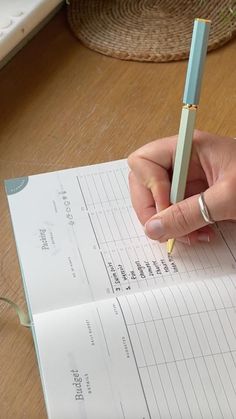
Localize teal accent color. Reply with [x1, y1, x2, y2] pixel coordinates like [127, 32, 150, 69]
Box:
[170, 107, 196, 204]
[5, 177, 29, 195]
[183, 19, 211, 105]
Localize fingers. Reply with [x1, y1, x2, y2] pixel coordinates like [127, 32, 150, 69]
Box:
[128, 163, 171, 221]
[128, 135, 176, 171]
[144, 180, 234, 241]
[128, 171, 156, 225]
[128, 136, 176, 223]
[176, 225, 215, 245]
[145, 194, 204, 241]
[128, 131, 236, 244]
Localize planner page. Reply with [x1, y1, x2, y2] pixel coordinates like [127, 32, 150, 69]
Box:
[33, 274, 236, 419]
[5, 160, 236, 315]
[218, 221, 236, 259]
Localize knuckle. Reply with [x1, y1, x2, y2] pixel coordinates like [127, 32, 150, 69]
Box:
[193, 129, 201, 138]
[127, 152, 138, 170]
[128, 170, 137, 190]
[169, 201, 192, 235]
[128, 170, 134, 184]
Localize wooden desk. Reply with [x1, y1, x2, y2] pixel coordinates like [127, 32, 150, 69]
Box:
[0, 7, 236, 418]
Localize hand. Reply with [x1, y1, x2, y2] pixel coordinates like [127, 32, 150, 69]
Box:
[128, 130, 236, 244]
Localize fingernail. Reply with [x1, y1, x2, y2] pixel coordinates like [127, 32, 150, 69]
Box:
[177, 236, 191, 245]
[198, 233, 210, 242]
[145, 219, 165, 239]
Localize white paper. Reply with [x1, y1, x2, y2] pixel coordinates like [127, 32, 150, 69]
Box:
[34, 276, 236, 419]
[6, 159, 236, 419]
[6, 160, 236, 315]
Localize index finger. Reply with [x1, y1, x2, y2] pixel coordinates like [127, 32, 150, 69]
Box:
[128, 171, 157, 225]
[128, 136, 176, 223]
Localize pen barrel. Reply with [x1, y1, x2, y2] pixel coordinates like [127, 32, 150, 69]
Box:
[183, 19, 211, 105]
[170, 106, 196, 204]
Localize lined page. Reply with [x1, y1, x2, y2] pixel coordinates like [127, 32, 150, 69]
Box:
[218, 221, 236, 260]
[34, 275, 236, 419]
[6, 160, 236, 315]
[118, 275, 236, 418]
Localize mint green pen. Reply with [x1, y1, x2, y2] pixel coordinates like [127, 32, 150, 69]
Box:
[167, 18, 211, 254]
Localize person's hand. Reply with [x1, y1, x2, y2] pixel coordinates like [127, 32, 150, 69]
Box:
[128, 130, 236, 245]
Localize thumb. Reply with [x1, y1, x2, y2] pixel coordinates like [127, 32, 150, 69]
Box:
[144, 181, 232, 241]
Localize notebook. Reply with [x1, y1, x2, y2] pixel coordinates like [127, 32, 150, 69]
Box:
[5, 159, 236, 419]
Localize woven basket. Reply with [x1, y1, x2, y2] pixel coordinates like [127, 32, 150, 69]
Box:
[67, 0, 236, 62]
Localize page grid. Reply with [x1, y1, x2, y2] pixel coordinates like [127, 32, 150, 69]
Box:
[118, 277, 236, 418]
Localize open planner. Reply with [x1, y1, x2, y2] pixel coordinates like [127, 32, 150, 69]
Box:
[5, 159, 236, 419]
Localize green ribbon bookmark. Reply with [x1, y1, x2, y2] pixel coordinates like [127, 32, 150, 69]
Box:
[0, 297, 30, 328]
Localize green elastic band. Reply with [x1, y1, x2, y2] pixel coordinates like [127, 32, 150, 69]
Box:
[0, 297, 30, 328]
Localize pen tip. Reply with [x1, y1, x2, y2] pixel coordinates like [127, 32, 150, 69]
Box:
[167, 239, 175, 254]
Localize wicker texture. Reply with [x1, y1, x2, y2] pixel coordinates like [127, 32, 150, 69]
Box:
[67, 0, 236, 62]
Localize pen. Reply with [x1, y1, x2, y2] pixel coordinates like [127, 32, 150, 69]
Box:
[167, 18, 211, 254]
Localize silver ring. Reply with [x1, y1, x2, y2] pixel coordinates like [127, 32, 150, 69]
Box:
[198, 192, 214, 224]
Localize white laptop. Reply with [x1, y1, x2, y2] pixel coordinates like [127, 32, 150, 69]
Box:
[0, 0, 62, 68]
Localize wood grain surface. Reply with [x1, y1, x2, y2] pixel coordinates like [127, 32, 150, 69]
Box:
[0, 7, 236, 419]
